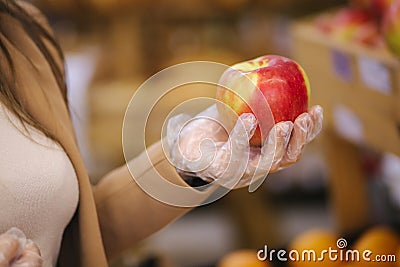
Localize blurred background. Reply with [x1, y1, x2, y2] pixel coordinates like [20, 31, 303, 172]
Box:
[30, 0, 400, 266]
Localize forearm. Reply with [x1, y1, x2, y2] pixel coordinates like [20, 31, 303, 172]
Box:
[93, 140, 210, 260]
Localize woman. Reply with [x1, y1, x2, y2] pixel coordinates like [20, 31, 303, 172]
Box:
[0, 1, 323, 266]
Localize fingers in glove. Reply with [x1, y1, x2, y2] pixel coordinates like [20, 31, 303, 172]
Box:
[227, 113, 257, 152]
[270, 121, 294, 171]
[0, 234, 19, 267]
[242, 120, 292, 182]
[244, 127, 276, 179]
[204, 113, 257, 184]
[255, 121, 293, 171]
[231, 106, 323, 183]
[307, 105, 323, 142]
[234, 147, 265, 189]
[281, 112, 313, 166]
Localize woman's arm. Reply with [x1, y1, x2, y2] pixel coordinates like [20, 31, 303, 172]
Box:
[93, 140, 210, 260]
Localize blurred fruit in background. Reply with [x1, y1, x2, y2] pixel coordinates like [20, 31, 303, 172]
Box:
[218, 249, 270, 267]
[371, 0, 396, 18]
[288, 229, 341, 267]
[287, 227, 400, 267]
[331, 8, 380, 46]
[314, 7, 382, 47]
[349, 0, 395, 18]
[382, 0, 400, 57]
[352, 226, 399, 267]
[350, 0, 373, 10]
[313, 0, 400, 50]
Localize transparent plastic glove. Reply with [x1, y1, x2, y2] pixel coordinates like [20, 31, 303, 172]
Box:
[167, 104, 323, 189]
[0, 228, 42, 267]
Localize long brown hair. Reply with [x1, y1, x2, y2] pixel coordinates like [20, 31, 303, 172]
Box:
[0, 0, 67, 140]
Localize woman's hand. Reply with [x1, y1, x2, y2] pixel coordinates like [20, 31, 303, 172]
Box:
[167, 104, 323, 189]
[0, 228, 42, 267]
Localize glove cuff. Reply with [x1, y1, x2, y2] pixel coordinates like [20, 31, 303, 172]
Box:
[177, 171, 211, 190]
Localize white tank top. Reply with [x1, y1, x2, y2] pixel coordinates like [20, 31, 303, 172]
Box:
[0, 103, 79, 267]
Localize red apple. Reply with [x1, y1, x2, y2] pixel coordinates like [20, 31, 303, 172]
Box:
[382, 0, 400, 57]
[216, 55, 310, 146]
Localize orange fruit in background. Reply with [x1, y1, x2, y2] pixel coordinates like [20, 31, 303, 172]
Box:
[218, 249, 270, 267]
[352, 226, 399, 267]
[288, 229, 342, 267]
